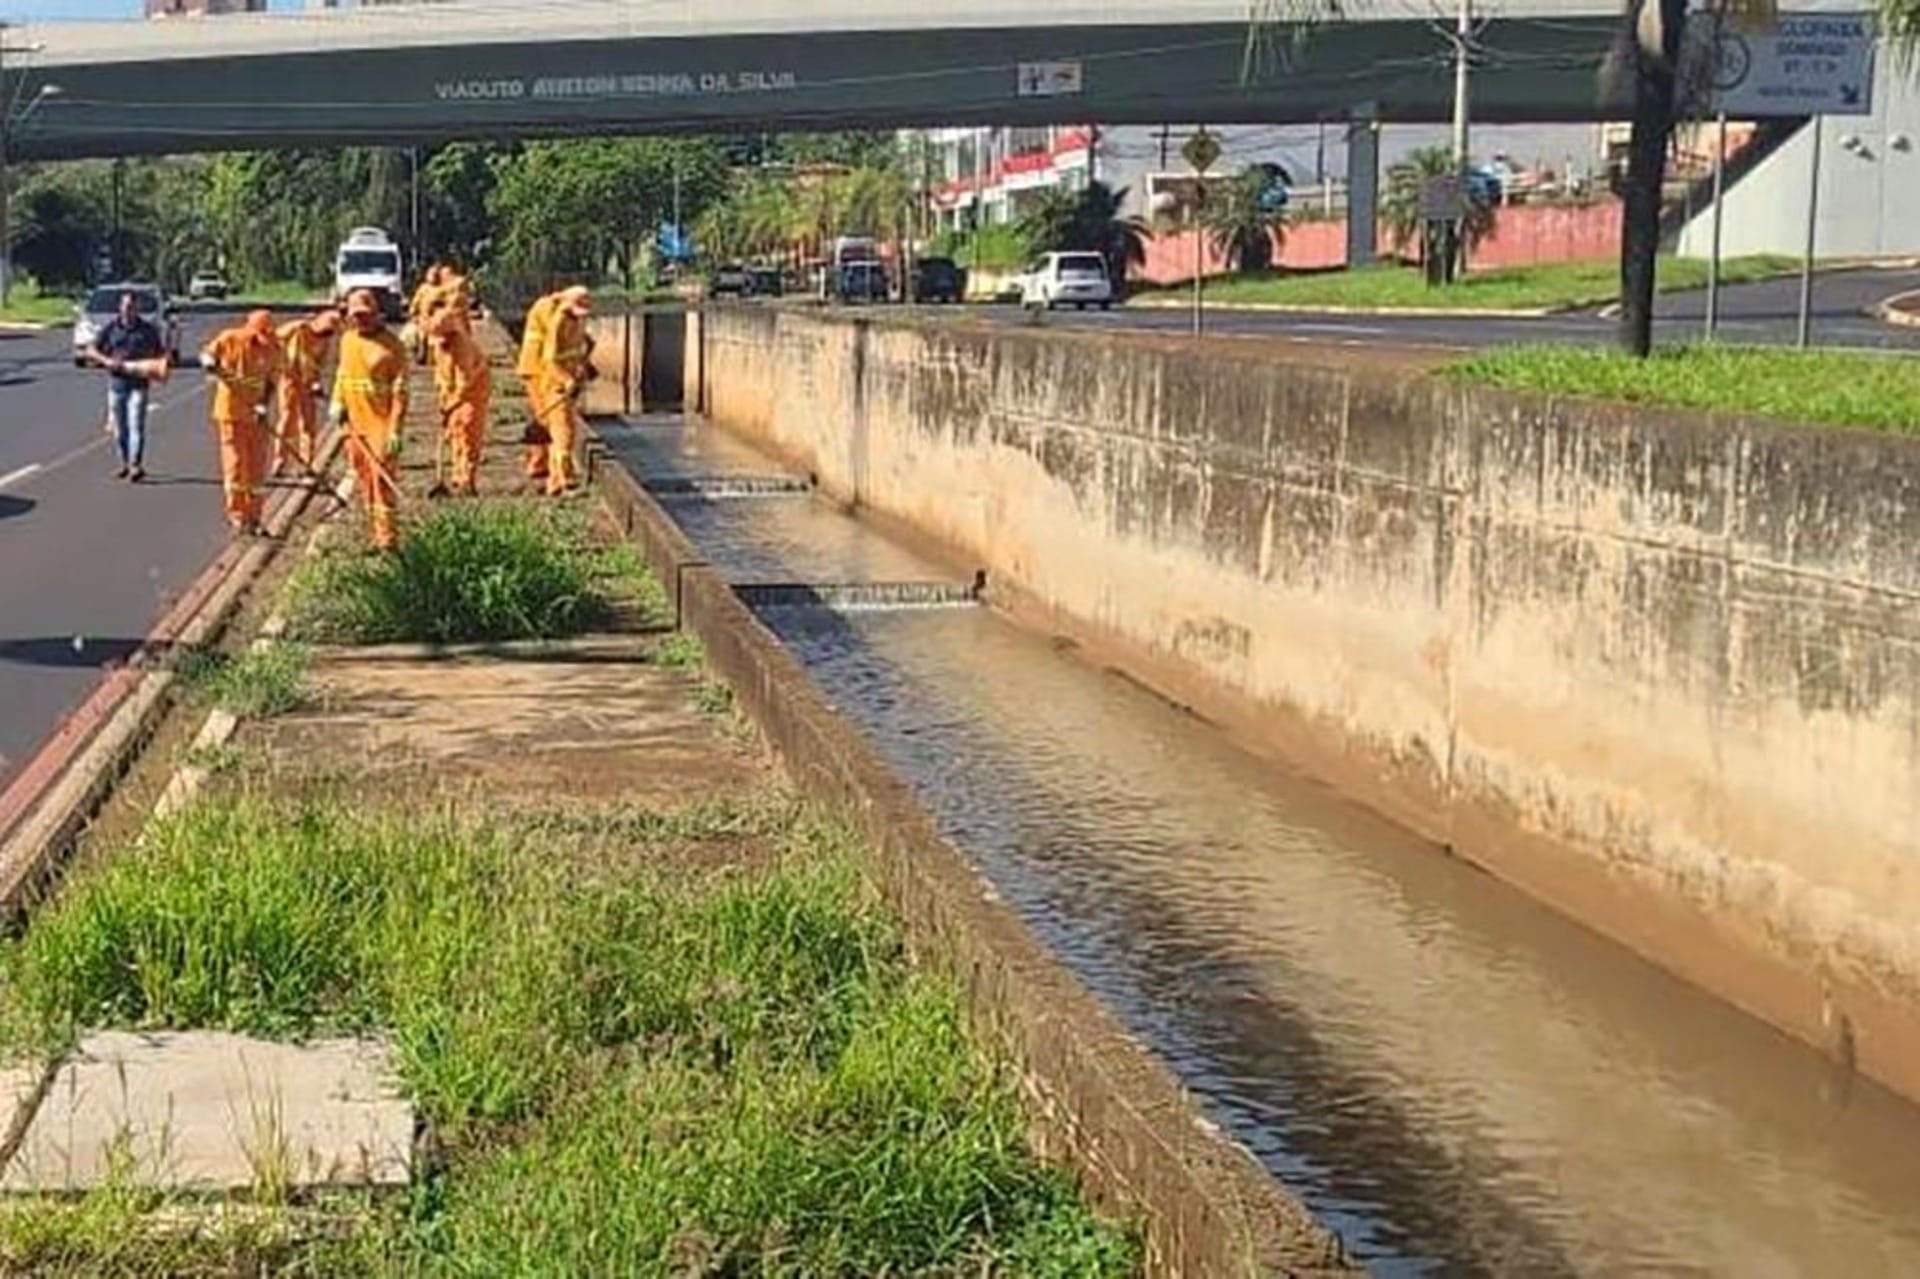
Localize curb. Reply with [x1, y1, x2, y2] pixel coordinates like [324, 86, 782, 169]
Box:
[0, 321, 55, 334]
[0, 430, 344, 915]
[588, 425, 1355, 1277]
[1876, 289, 1920, 329]
[1124, 297, 1566, 319]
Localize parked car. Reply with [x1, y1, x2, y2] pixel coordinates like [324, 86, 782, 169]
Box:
[913, 256, 967, 303]
[832, 261, 890, 304]
[1019, 252, 1113, 311]
[709, 263, 750, 297]
[72, 283, 182, 368]
[187, 270, 230, 300]
[745, 266, 784, 298]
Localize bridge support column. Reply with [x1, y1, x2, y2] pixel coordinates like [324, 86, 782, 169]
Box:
[1346, 104, 1380, 268]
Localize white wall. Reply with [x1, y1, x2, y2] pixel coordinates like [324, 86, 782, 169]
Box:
[1676, 52, 1920, 259]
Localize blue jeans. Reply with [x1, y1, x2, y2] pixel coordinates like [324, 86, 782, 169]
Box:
[108, 380, 150, 470]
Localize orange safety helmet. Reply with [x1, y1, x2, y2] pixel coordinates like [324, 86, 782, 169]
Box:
[244, 308, 275, 339]
[310, 310, 341, 335]
[345, 289, 380, 319]
[558, 285, 593, 318]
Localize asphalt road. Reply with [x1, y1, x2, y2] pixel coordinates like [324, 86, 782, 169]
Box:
[0, 316, 230, 790]
[970, 265, 1920, 354]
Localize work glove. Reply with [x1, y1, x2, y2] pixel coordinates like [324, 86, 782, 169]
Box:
[384, 432, 404, 460]
[330, 404, 349, 428]
[310, 382, 323, 399]
[197, 352, 217, 373]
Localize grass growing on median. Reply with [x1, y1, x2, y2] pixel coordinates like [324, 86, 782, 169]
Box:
[285, 502, 643, 644]
[0, 794, 1134, 1274]
[179, 642, 313, 719]
[1451, 344, 1920, 434]
[1134, 255, 1798, 312]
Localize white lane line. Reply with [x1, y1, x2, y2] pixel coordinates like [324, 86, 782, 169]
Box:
[1287, 322, 1393, 336]
[0, 462, 44, 491]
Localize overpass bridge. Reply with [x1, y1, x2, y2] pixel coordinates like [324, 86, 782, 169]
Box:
[1, 0, 1631, 162]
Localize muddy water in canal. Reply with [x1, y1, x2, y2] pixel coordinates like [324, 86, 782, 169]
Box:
[609, 418, 1920, 1275]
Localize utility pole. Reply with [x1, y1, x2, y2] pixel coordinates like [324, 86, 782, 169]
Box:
[409, 147, 421, 265]
[1451, 0, 1472, 173]
[110, 157, 123, 279]
[1450, 0, 1472, 279]
[1, 21, 12, 310]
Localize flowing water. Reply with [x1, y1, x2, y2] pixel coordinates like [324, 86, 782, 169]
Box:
[605, 417, 1920, 1276]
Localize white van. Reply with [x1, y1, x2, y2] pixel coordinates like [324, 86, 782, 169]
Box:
[1019, 252, 1114, 311]
[333, 227, 404, 318]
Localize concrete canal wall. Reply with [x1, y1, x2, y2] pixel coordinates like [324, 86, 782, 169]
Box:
[688, 304, 1920, 1102]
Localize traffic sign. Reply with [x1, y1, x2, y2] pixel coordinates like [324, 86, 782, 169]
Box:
[1182, 128, 1222, 174]
[1713, 12, 1874, 116]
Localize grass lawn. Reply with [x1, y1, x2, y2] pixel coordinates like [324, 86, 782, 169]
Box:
[227, 280, 326, 306]
[0, 282, 75, 327]
[0, 795, 1136, 1275]
[1451, 344, 1920, 434]
[1136, 255, 1800, 312]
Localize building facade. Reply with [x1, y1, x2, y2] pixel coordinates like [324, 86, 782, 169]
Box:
[146, 0, 265, 16]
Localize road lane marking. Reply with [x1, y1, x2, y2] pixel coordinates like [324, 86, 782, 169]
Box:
[0, 463, 43, 491]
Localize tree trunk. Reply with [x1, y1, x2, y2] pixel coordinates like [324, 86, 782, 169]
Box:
[1617, 0, 1686, 357]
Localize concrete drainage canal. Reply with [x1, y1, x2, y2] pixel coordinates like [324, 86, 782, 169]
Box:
[597, 414, 1920, 1276]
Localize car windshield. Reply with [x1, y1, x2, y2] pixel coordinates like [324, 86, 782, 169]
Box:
[1059, 254, 1106, 277]
[339, 250, 399, 275]
[84, 288, 160, 316]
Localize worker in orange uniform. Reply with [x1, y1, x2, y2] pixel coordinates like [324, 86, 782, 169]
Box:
[329, 289, 411, 551]
[535, 285, 593, 496]
[272, 309, 339, 476]
[198, 309, 283, 536]
[407, 265, 447, 363]
[515, 287, 562, 488]
[429, 304, 490, 495]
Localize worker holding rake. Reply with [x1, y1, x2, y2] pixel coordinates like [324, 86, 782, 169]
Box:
[329, 289, 410, 551]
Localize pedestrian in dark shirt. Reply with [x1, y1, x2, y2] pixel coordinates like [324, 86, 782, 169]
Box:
[90, 292, 166, 482]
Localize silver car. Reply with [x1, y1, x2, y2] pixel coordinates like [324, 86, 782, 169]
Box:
[72, 283, 183, 368]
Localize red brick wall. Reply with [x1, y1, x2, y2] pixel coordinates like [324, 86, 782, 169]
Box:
[1133, 201, 1622, 285]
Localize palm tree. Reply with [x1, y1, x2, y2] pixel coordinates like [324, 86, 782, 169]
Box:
[1382, 145, 1495, 260]
[1203, 166, 1288, 273]
[1884, 0, 1919, 71]
[1017, 180, 1149, 288]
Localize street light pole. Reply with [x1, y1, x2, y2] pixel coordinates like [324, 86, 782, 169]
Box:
[1, 20, 13, 310]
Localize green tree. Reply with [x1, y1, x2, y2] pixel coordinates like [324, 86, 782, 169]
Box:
[1018, 181, 1149, 285]
[1382, 145, 1495, 260]
[1203, 166, 1289, 273]
[1887, 0, 1920, 62]
[423, 143, 508, 267]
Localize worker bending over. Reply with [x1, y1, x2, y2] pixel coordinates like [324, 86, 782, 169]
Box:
[430, 305, 490, 495]
[330, 289, 411, 551]
[515, 288, 562, 487]
[534, 285, 593, 496]
[273, 309, 339, 476]
[199, 309, 282, 536]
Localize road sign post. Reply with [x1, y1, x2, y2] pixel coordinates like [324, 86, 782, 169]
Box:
[1704, 13, 1873, 349]
[1183, 128, 1221, 338]
[1797, 115, 1822, 348]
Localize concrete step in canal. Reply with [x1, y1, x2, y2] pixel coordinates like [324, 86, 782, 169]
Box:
[599, 411, 1920, 1275]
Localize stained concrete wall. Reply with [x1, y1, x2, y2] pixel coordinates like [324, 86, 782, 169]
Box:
[694, 304, 1920, 1102]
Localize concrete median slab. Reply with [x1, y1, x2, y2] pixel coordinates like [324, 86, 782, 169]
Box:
[3, 1031, 411, 1195]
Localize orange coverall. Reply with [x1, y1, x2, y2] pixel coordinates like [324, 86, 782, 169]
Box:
[331, 326, 411, 550]
[432, 314, 491, 494]
[516, 292, 561, 482]
[202, 326, 282, 530]
[274, 319, 332, 473]
[536, 307, 591, 495]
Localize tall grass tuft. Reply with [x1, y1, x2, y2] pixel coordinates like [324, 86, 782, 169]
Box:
[179, 643, 313, 719]
[286, 503, 633, 644]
